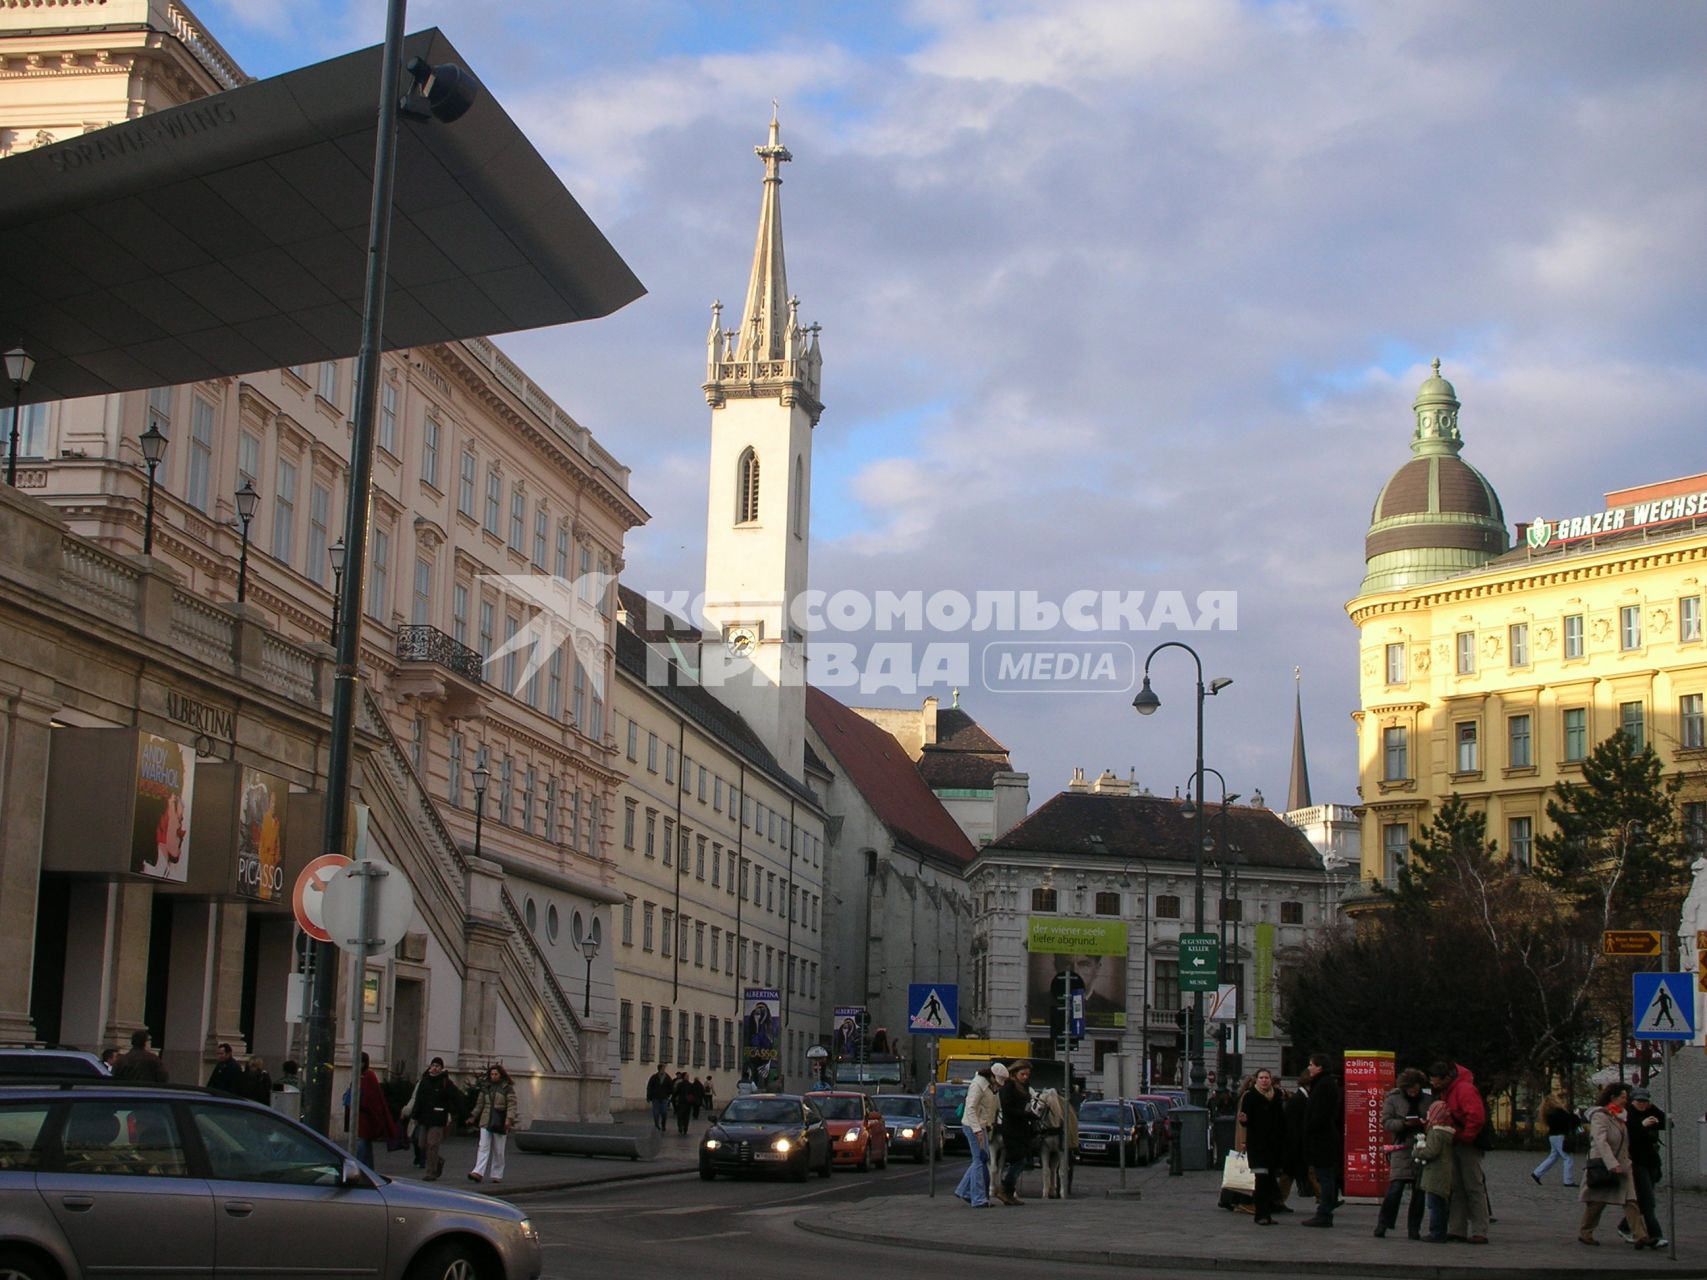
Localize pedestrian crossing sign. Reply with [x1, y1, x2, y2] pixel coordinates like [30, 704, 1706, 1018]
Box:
[1632, 972, 1694, 1042]
[907, 983, 957, 1034]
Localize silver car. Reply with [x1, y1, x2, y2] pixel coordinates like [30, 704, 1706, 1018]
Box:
[0, 1081, 540, 1280]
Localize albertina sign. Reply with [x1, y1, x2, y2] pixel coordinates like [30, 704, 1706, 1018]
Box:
[1528, 487, 1707, 549]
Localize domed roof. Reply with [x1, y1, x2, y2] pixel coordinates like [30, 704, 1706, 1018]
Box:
[1358, 360, 1509, 596]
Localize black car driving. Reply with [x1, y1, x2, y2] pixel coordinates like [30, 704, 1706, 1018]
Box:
[699, 1093, 834, 1181]
[1076, 1098, 1153, 1165]
[871, 1093, 940, 1162]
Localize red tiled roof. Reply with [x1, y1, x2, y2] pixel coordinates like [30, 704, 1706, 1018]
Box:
[806, 686, 979, 867]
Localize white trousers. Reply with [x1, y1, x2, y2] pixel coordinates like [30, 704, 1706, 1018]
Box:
[474, 1129, 507, 1180]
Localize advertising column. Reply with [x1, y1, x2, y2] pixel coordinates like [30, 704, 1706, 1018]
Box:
[1343, 1049, 1396, 1199]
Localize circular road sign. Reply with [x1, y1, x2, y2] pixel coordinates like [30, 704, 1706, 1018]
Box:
[319, 857, 417, 955]
[293, 854, 352, 943]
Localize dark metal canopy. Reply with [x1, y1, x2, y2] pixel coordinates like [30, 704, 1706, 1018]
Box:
[0, 29, 645, 405]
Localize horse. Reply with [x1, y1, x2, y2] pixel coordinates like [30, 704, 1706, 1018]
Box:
[1031, 1088, 1075, 1199]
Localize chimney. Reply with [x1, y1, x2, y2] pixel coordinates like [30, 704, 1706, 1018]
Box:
[922, 695, 939, 747]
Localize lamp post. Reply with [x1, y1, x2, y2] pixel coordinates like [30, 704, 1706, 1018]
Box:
[234, 479, 259, 604]
[4, 347, 35, 487]
[139, 420, 168, 556]
[572, 911, 602, 1017]
[327, 537, 346, 644]
[472, 755, 490, 862]
[1133, 641, 1231, 1111]
[1118, 858, 1152, 1093]
[1186, 770, 1241, 1087]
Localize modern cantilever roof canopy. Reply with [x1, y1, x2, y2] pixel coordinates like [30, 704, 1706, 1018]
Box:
[0, 28, 645, 406]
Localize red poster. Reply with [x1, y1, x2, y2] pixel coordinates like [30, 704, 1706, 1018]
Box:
[1342, 1050, 1395, 1199]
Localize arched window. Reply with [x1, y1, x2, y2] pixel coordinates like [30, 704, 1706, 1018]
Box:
[792, 455, 804, 538]
[736, 448, 760, 524]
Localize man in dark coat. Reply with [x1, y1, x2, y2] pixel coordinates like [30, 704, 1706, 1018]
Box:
[407, 1057, 460, 1181]
[995, 1060, 1035, 1206]
[112, 1029, 168, 1083]
[1622, 1088, 1669, 1248]
[1300, 1052, 1343, 1227]
[645, 1064, 673, 1132]
[206, 1043, 243, 1094]
[672, 1071, 693, 1135]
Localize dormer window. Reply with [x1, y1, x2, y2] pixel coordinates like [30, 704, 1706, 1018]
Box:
[736, 447, 760, 524]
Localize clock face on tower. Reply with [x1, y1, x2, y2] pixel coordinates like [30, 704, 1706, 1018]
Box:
[726, 625, 759, 658]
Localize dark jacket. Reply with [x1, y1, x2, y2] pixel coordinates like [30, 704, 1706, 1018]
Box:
[237, 1066, 272, 1106]
[1381, 1087, 1428, 1181]
[1542, 1099, 1580, 1138]
[1627, 1104, 1667, 1172]
[112, 1047, 168, 1084]
[409, 1071, 459, 1128]
[207, 1058, 244, 1095]
[998, 1078, 1034, 1152]
[1238, 1086, 1288, 1174]
[646, 1071, 674, 1102]
[1283, 1086, 1310, 1180]
[1303, 1071, 1342, 1169]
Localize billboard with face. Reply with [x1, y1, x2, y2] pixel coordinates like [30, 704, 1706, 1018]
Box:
[132, 732, 195, 883]
[1025, 917, 1128, 1030]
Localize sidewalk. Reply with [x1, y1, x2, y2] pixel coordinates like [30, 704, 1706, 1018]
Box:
[364, 1121, 700, 1199]
[797, 1150, 1707, 1277]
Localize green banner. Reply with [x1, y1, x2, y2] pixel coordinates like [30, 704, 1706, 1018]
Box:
[1026, 917, 1128, 956]
[1253, 922, 1275, 1039]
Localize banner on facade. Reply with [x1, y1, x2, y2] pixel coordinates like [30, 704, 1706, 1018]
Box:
[832, 1006, 865, 1060]
[132, 731, 195, 883]
[1343, 1050, 1396, 1199]
[235, 767, 288, 903]
[743, 988, 780, 1083]
[1025, 918, 1128, 1029]
[1252, 922, 1275, 1039]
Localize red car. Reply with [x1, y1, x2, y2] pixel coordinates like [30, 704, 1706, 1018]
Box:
[805, 1091, 889, 1170]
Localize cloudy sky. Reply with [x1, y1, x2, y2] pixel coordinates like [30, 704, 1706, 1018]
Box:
[200, 0, 1707, 812]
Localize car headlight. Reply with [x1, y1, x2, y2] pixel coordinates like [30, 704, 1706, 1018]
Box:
[843, 1129, 860, 1143]
[703, 1138, 721, 1150]
[519, 1219, 538, 1241]
[900, 1128, 916, 1139]
[773, 1137, 792, 1153]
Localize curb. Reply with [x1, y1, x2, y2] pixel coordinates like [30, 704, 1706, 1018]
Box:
[792, 1213, 1707, 1278]
[496, 1164, 698, 1199]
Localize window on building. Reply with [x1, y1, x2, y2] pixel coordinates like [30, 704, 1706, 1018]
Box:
[711, 844, 722, 888]
[1219, 898, 1243, 922]
[1509, 622, 1529, 668]
[554, 524, 569, 578]
[532, 506, 548, 569]
[643, 902, 655, 951]
[665, 745, 676, 785]
[521, 766, 536, 835]
[692, 1013, 705, 1067]
[544, 776, 558, 843]
[570, 659, 586, 728]
[1154, 894, 1180, 919]
[457, 449, 476, 518]
[546, 649, 563, 719]
[678, 1012, 689, 1066]
[695, 836, 707, 880]
[484, 468, 501, 536]
[623, 800, 637, 850]
[1685, 802, 1707, 855]
[1682, 694, 1705, 751]
[660, 909, 673, 958]
[618, 1001, 633, 1063]
[1508, 816, 1533, 869]
[366, 524, 389, 620]
[306, 482, 330, 585]
[710, 925, 721, 972]
[728, 852, 738, 895]
[186, 396, 214, 512]
[1383, 822, 1410, 882]
[502, 615, 519, 694]
[590, 687, 604, 743]
[317, 361, 339, 407]
[420, 411, 440, 488]
[1152, 960, 1179, 1012]
[659, 1007, 673, 1063]
[640, 1005, 654, 1061]
[1620, 700, 1645, 751]
[709, 1017, 721, 1068]
[1383, 725, 1409, 780]
[736, 447, 760, 524]
[411, 558, 432, 626]
[3, 402, 48, 460]
[1384, 643, 1405, 685]
[1508, 713, 1532, 768]
[694, 922, 705, 967]
[647, 733, 659, 773]
[1564, 613, 1585, 659]
[1619, 604, 1642, 651]
[620, 897, 634, 946]
[1090, 889, 1121, 917]
[587, 796, 601, 857]
[509, 484, 525, 552]
[448, 732, 463, 808]
[236, 427, 260, 489]
[644, 810, 656, 858]
[1279, 901, 1303, 924]
[662, 819, 674, 867]
[1682, 597, 1703, 644]
[1455, 721, 1479, 773]
[380, 382, 398, 455]
[1563, 707, 1588, 762]
[272, 457, 297, 563]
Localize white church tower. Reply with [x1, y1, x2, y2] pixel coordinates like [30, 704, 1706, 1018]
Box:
[702, 112, 823, 783]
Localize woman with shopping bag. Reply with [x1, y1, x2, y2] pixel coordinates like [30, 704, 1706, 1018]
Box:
[1238, 1068, 1289, 1226]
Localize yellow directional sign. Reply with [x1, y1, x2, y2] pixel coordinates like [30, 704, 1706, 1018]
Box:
[1603, 930, 1662, 957]
[1698, 930, 1707, 993]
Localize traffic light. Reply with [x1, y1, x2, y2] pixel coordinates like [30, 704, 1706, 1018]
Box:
[1174, 1007, 1188, 1031]
[1050, 970, 1087, 1049]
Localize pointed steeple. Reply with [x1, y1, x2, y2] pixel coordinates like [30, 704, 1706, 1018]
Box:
[1287, 666, 1312, 811]
[737, 107, 792, 363]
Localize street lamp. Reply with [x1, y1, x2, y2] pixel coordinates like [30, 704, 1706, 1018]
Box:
[4, 347, 35, 487]
[572, 911, 602, 1017]
[1132, 641, 1232, 1111]
[234, 479, 260, 603]
[139, 420, 168, 556]
[472, 754, 491, 862]
[327, 537, 346, 644]
[1118, 858, 1153, 1093]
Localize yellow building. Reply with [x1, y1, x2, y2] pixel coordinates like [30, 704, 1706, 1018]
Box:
[1348, 365, 1707, 886]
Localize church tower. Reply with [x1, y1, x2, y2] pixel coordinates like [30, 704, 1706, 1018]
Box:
[702, 112, 823, 782]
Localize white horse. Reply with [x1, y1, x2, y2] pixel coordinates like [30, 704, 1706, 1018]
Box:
[1032, 1088, 1074, 1199]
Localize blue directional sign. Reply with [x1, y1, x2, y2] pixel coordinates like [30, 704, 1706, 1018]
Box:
[908, 983, 958, 1034]
[1632, 972, 1695, 1042]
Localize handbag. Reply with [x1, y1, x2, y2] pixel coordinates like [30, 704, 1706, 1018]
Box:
[1221, 1151, 1256, 1194]
[1584, 1157, 1619, 1189]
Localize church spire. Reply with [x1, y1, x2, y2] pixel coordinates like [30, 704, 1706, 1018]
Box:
[737, 107, 792, 363]
[1287, 666, 1312, 811]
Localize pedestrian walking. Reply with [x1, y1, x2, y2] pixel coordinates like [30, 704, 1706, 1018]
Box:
[955, 1062, 1005, 1208]
[468, 1063, 519, 1184]
[350, 1052, 395, 1168]
[703, 1076, 717, 1117]
[1300, 1053, 1342, 1227]
[1578, 1082, 1651, 1247]
[1619, 1087, 1668, 1248]
[1414, 1100, 1456, 1242]
[1237, 1068, 1288, 1226]
[237, 1056, 272, 1106]
[646, 1063, 673, 1131]
[689, 1076, 705, 1121]
[994, 1060, 1035, 1206]
[1426, 1061, 1489, 1243]
[100, 1047, 121, 1072]
[1374, 1067, 1428, 1239]
[403, 1057, 458, 1180]
[206, 1042, 243, 1095]
[1532, 1092, 1580, 1187]
[673, 1071, 694, 1135]
[1282, 1071, 1311, 1207]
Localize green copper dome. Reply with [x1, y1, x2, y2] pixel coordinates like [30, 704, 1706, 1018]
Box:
[1359, 360, 1509, 596]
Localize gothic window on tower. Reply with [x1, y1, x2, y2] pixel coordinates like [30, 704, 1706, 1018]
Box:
[737, 447, 760, 524]
[793, 455, 804, 538]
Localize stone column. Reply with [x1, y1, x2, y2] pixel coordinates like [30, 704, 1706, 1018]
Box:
[59, 882, 120, 1050]
[461, 855, 506, 1071]
[207, 901, 250, 1057]
[0, 687, 58, 1042]
[249, 918, 296, 1065]
[104, 882, 155, 1051]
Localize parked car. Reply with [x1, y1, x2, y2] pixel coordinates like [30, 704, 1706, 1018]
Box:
[1134, 1094, 1176, 1154]
[699, 1093, 832, 1182]
[804, 1090, 889, 1171]
[1075, 1098, 1152, 1165]
[0, 1048, 107, 1079]
[931, 1081, 970, 1152]
[871, 1094, 940, 1162]
[0, 1079, 540, 1280]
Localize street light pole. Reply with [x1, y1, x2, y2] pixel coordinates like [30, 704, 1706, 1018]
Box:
[139, 421, 168, 556]
[234, 479, 259, 603]
[472, 754, 490, 862]
[1133, 642, 1231, 1112]
[328, 537, 346, 645]
[4, 347, 36, 487]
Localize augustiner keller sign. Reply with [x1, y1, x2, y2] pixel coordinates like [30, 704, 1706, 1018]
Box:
[1527, 486, 1707, 549]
